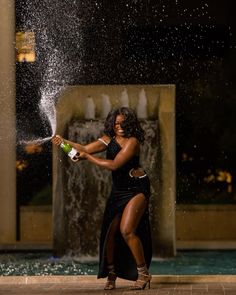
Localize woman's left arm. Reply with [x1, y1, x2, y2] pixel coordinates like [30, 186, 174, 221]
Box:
[78, 137, 139, 170]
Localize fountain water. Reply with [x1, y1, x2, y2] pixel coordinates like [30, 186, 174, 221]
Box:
[137, 88, 148, 119]
[101, 94, 111, 119]
[119, 88, 129, 107]
[84, 96, 96, 120]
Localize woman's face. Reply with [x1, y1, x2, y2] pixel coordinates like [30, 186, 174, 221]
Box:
[114, 114, 125, 136]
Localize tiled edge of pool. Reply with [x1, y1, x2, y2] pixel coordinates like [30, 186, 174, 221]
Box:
[0, 275, 236, 284]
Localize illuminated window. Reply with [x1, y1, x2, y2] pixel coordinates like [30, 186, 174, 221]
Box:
[15, 31, 36, 62]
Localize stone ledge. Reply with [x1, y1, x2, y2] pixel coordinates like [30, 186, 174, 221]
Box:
[176, 204, 236, 211]
[0, 275, 236, 284]
[177, 240, 236, 249]
[0, 242, 52, 251]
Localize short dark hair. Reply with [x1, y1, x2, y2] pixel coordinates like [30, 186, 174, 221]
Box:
[104, 107, 145, 143]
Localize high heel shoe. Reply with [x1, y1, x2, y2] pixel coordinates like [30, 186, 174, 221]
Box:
[130, 273, 152, 290]
[104, 271, 117, 290]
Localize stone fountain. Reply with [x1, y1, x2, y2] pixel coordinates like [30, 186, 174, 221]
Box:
[53, 84, 176, 258]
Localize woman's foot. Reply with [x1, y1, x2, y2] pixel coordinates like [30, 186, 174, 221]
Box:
[130, 273, 152, 290]
[104, 271, 117, 290]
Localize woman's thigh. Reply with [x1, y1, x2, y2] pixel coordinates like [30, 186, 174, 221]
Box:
[120, 193, 147, 233]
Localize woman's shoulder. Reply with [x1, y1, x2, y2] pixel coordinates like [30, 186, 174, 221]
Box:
[122, 137, 139, 148]
[127, 136, 139, 144]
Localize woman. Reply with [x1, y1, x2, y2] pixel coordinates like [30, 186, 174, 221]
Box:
[52, 107, 152, 290]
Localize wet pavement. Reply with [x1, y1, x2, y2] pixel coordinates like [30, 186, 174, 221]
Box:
[1, 282, 236, 295]
[0, 276, 236, 295]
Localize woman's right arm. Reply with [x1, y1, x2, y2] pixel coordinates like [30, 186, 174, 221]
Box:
[51, 134, 110, 154]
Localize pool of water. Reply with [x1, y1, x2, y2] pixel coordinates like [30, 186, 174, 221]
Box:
[0, 251, 236, 276]
[150, 251, 236, 275]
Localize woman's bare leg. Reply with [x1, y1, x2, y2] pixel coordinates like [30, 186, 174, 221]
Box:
[120, 194, 152, 290]
[120, 193, 147, 266]
[106, 214, 121, 265]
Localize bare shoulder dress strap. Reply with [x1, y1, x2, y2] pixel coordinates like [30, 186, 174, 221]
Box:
[98, 138, 109, 146]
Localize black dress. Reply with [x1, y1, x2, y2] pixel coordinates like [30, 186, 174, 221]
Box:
[97, 138, 152, 281]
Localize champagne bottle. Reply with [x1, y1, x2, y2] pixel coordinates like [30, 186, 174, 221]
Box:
[60, 142, 80, 162]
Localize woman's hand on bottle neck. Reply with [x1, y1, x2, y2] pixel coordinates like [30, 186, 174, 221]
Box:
[52, 135, 63, 146]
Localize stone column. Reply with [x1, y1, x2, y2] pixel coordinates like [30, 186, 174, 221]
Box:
[0, 0, 16, 243]
[153, 85, 176, 256]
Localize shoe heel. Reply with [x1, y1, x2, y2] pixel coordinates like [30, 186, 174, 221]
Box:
[142, 280, 150, 290]
[130, 273, 151, 290]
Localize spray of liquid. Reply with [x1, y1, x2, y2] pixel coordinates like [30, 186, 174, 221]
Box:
[19, 88, 58, 145]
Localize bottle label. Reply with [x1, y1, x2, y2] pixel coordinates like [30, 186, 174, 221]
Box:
[68, 148, 78, 159]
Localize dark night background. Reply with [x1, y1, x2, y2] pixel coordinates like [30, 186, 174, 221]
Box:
[15, 0, 236, 206]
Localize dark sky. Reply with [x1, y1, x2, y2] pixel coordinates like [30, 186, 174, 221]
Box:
[15, 0, 236, 204]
